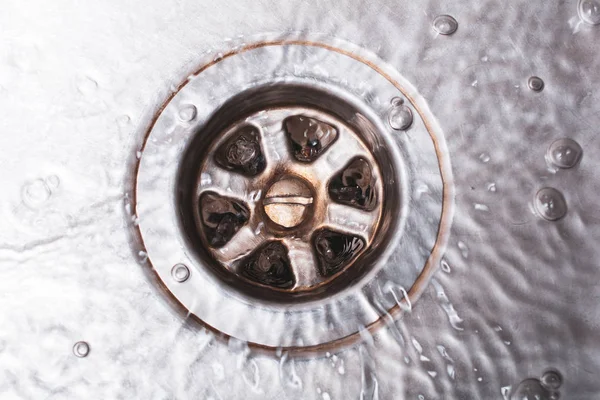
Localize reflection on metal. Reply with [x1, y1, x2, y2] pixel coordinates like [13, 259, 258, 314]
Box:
[171, 263, 191, 283]
[527, 76, 545, 92]
[72, 341, 90, 358]
[546, 138, 583, 170]
[433, 15, 459, 35]
[511, 370, 563, 400]
[578, 0, 600, 25]
[6, 0, 599, 397]
[134, 41, 452, 350]
[534, 187, 568, 221]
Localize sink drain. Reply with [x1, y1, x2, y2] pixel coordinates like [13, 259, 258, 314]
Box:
[181, 92, 390, 298]
[134, 39, 453, 350]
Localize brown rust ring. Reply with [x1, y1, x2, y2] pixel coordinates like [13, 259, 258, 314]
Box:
[132, 37, 454, 355]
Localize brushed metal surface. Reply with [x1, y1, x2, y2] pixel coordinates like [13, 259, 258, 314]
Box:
[1, 0, 599, 398]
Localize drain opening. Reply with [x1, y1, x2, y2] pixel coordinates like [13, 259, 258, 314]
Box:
[177, 84, 401, 301]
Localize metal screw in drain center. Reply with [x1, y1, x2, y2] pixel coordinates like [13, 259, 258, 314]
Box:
[263, 176, 314, 228]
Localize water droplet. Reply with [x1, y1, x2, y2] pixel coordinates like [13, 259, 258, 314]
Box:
[171, 263, 190, 282]
[388, 100, 413, 131]
[136, 151, 142, 159]
[540, 370, 562, 390]
[479, 152, 491, 163]
[77, 76, 98, 94]
[501, 386, 512, 400]
[528, 76, 545, 92]
[534, 187, 567, 221]
[116, 114, 131, 127]
[137, 250, 148, 263]
[457, 241, 469, 258]
[73, 341, 90, 358]
[22, 179, 51, 208]
[178, 104, 197, 122]
[478, 377, 483, 382]
[433, 15, 459, 35]
[431, 279, 464, 331]
[254, 222, 264, 235]
[46, 175, 60, 189]
[390, 97, 403, 106]
[474, 203, 490, 212]
[511, 378, 551, 400]
[437, 345, 454, 362]
[579, 0, 600, 25]
[446, 365, 456, 379]
[440, 259, 451, 273]
[384, 282, 412, 311]
[546, 138, 583, 169]
[487, 182, 497, 192]
[279, 353, 303, 389]
[241, 358, 261, 390]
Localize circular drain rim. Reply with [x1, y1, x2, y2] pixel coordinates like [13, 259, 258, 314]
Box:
[133, 38, 454, 351]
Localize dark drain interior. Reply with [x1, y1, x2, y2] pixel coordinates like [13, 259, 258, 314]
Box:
[313, 229, 366, 278]
[214, 125, 266, 176]
[177, 84, 402, 302]
[328, 157, 378, 211]
[239, 241, 296, 289]
[199, 192, 249, 248]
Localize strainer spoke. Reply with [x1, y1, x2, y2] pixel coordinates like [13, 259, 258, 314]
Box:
[255, 113, 295, 166]
[324, 202, 379, 238]
[215, 225, 269, 268]
[197, 162, 254, 203]
[283, 239, 321, 287]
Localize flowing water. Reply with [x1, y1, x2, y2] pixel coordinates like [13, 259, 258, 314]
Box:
[1, 0, 600, 399]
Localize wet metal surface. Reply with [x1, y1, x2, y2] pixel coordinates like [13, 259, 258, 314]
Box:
[1, 0, 600, 399]
[135, 44, 448, 349]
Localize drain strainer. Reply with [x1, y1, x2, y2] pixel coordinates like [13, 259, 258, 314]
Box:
[186, 99, 388, 297]
[134, 40, 453, 350]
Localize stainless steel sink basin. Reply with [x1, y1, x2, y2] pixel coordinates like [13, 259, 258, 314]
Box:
[1, 0, 599, 398]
